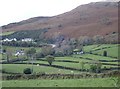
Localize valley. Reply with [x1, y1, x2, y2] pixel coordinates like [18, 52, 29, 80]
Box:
[0, 1, 119, 88]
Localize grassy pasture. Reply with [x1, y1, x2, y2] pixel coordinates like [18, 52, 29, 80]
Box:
[23, 60, 90, 69]
[1, 44, 119, 75]
[2, 77, 118, 87]
[0, 54, 2, 59]
[29, 60, 119, 69]
[2, 58, 119, 75]
[1, 44, 120, 87]
[0, 31, 15, 36]
[92, 46, 119, 58]
[73, 54, 117, 60]
[84, 44, 118, 52]
[2, 64, 81, 74]
[1, 46, 41, 60]
[3, 46, 41, 53]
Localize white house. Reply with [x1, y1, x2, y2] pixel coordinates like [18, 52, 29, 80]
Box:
[14, 51, 25, 56]
[49, 44, 56, 48]
[73, 49, 84, 55]
[3, 38, 17, 42]
[21, 38, 33, 42]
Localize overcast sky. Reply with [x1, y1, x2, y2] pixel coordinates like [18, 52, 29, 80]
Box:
[0, 0, 106, 26]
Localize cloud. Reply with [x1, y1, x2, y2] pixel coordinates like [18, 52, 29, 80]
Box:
[0, 0, 102, 26]
[105, 0, 120, 2]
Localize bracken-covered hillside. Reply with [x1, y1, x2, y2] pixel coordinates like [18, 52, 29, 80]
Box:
[1, 2, 118, 39]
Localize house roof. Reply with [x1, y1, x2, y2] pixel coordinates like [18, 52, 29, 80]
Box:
[73, 49, 80, 52]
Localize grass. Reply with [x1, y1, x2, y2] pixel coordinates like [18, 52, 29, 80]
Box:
[1, 44, 120, 87]
[0, 31, 15, 36]
[83, 45, 99, 52]
[2, 77, 118, 87]
[1, 46, 42, 60]
[3, 46, 41, 53]
[30, 60, 90, 69]
[2, 44, 118, 61]
[92, 46, 119, 58]
[83, 44, 118, 53]
[0, 54, 2, 59]
[55, 56, 92, 63]
[73, 54, 117, 60]
[1, 44, 119, 74]
[2, 64, 81, 74]
[3, 58, 119, 74]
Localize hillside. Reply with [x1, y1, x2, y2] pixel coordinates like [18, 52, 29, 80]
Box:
[2, 17, 51, 29]
[1, 2, 118, 39]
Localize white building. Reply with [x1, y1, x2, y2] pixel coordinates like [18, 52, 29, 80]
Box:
[73, 49, 84, 55]
[3, 38, 17, 42]
[21, 38, 33, 42]
[14, 51, 25, 56]
[50, 44, 56, 48]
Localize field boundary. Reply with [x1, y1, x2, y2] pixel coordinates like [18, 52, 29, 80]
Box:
[2, 71, 120, 80]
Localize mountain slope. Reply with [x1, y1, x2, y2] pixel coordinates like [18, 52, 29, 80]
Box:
[1, 2, 118, 38]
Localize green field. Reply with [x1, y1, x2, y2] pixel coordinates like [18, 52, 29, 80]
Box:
[92, 46, 119, 58]
[3, 46, 41, 53]
[84, 44, 119, 58]
[0, 54, 2, 59]
[1, 46, 41, 60]
[2, 64, 81, 74]
[2, 44, 119, 74]
[1, 44, 119, 60]
[2, 77, 119, 87]
[2, 56, 119, 74]
[0, 31, 15, 36]
[73, 54, 117, 60]
[1, 44, 120, 87]
[83, 44, 118, 52]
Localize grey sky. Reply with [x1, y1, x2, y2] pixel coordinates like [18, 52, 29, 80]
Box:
[0, 0, 107, 26]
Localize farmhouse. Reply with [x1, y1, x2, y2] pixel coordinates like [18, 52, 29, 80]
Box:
[73, 49, 84, 55]
[49, 44, 56, 48]
[14, 50, 25, 56]
[21, 38, 33, 42]
[2, 38, 17, 42]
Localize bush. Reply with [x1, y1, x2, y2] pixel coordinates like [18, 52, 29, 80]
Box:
[1, 69, 6, 73]
[35, 52, 44, 58]
[89, 64, 102, 73]
[46, 55, 55, 66]
[89, 64, 97, 73]
[23, 68, 32, 74]
[103, 51, 107, 56]
[1, 58, 5, 60]
[89, 51, 92, 54]
[103, 66, 107, 70]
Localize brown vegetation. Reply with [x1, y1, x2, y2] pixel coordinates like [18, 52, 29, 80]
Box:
[1, 2, 118, 39]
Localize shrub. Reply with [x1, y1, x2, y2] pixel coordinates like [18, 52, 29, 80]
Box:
[1, 58, 5, 60]
[23, 68, 32, 74]
[35, 52, 44, 58]
[80, 61, 85, 70]
[103, 66, 107, 70]
[103, 51, 107, 56]
[89, 64, 97, 73]
[89, 51, 92, 54]
[89, 63, 102, 73]
[1, 69, 6, 73]
[46, 55, 55, 66]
